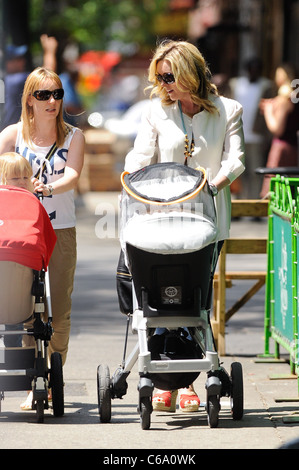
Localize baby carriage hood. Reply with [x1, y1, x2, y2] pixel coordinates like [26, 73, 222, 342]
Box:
[120, 163, 218, 256]
[0, 186, 57, 270]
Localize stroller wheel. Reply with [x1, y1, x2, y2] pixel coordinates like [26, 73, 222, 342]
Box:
[230, 362, 244, 420]
[206, 395, 220, 428]
[36, 399, 44, 423]
[97, 364, 111, 423]
[140, 397, 151, 430]
[50, 352, 64, 417]
[0, 391, 4, 412]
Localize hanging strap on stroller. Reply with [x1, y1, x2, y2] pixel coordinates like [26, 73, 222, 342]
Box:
[34, 142, 57, 179]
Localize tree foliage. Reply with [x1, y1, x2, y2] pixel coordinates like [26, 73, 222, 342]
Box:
[30, 0, 169, 52]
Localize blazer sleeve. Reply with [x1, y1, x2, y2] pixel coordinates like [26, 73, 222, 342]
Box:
[124, 103, 158, 172]
[218, 99, 246, 182]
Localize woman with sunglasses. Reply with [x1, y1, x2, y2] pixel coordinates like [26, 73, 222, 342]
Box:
[123, 40, 245, 413]
[0, 67, 84, 409]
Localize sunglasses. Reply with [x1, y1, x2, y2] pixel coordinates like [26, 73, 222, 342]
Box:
[32, 88, 64, 101]
[156, 73, 175, 85]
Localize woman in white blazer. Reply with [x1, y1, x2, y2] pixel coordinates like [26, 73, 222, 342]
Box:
[123, 39, 245, 413]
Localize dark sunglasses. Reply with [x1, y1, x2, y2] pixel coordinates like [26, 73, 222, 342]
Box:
[156, 73, 175, 85]
[32, 88, 64, 101]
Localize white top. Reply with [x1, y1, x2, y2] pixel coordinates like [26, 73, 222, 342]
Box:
[15, 123, 78, 229]
[125, 95, 245, 240]
[231, 77, 266, 143]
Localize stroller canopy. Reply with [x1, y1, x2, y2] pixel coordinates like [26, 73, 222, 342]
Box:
[120, 163, 218, 255]
[0, 186, 56, 270]
[121, 163, 206, 204]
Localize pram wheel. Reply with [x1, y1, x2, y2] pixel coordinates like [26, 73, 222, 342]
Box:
[97, 364, 111, 423]
[50, 352, 64, 417]
[230, 362, 243, 420]
[206, 395, 220, 428]
[36, 399, 44, 423]
[0, 391, 4, 412]
[140, 396, 151, 430]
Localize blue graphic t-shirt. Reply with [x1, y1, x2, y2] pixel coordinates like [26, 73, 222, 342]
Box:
[15, 123, 78, 229]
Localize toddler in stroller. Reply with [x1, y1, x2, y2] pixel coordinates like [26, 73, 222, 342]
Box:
[98, 163, 244, 429]
[0, 153, 64, 422]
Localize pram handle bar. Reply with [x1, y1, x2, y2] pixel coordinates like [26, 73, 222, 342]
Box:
[120, 166, 207, 206]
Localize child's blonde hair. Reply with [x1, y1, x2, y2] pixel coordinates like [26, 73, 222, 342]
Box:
[0, 152, 33, 185]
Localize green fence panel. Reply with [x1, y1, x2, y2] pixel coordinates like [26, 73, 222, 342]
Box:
[294, 189, 299, 375]
[264, 176, 299, 382]
[271, 214, 294, 345]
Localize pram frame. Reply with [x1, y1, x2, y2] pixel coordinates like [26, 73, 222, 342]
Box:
[97, 164, 244, 429]
[0, 267, 64, 422]
[98, 287, 243, 429]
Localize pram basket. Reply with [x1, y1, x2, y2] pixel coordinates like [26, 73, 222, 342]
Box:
[97, 163, 244, 429]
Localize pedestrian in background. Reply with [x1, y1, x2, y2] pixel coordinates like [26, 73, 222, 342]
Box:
[259, 63, 299, 198]
[1, 36, 59, 132]
[229, 58, 274, 199]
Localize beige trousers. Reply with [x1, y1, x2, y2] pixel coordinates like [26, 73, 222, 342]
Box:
[46, 227, 77, 366]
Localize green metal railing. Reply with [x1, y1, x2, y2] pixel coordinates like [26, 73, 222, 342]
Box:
[264, 175, 299, 390]
[294, 185, 299, 381]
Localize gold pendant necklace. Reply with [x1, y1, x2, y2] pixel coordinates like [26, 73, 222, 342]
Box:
[183, 134, 195, 166]
[179, 101, 195, 166]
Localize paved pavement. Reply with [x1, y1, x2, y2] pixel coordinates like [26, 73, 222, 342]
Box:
[1, 192, 299, 452]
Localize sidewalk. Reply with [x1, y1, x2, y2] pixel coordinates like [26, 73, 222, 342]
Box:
[1, 192, 299, 450]
[73, 192, 299, 449]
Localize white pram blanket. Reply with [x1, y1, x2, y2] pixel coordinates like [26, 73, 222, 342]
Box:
[123, 211, 217, 254]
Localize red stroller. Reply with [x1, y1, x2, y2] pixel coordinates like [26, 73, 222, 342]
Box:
[0, 186, 63, 422]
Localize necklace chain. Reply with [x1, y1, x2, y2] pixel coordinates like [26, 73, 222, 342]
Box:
[183, 134, 195, 165]
[178, 101, 195, 166]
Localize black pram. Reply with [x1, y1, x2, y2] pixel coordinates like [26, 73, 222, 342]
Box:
[97, 163, 244, 429]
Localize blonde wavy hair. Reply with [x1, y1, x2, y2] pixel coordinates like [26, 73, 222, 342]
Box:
[147, 40, 218, 113]
[21, 67, 72, 148]
[0, 152, 33, 184]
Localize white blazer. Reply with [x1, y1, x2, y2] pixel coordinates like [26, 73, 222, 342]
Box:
[125, 94, 245, 240]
